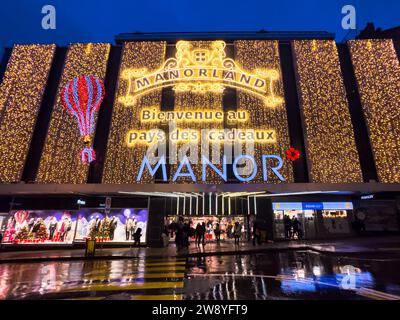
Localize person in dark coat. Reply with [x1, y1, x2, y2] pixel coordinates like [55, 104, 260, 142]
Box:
[133, 228, 142, 246]
[284, 215, 292, 239]
[292, 217, 301, 239]
[252, 221, 261, 246]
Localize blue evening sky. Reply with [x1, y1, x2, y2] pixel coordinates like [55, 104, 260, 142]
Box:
[0, 0, 399, 54]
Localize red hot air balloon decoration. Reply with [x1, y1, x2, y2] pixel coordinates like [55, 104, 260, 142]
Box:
[60, 75, 105, 164]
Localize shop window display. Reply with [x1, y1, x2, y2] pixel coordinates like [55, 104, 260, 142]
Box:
[74, 208, 148, 243]
[1, 208, 148, 244]
[321, 210, 350, 234]
[2, 210, 75, 244]
[274, 209, 316, 240]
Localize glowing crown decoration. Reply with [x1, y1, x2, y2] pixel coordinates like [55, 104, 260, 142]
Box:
[119, 40, 283, 107]
[60, 75, 105, 164]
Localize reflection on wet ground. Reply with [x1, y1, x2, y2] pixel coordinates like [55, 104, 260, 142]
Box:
[0, 257, 185, 300]
[185, 251, 400, 300]
[0, 250, 400, 300]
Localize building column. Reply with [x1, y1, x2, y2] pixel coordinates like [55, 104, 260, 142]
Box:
[147, 197, 167, 247]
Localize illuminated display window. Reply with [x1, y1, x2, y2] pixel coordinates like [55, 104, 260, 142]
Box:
[1, 208, 148, 244]
[348, 39, 400, 183]
[293, 40, 362, 183]
[0, 44, 55, 183]
[36, 43, 110, 184]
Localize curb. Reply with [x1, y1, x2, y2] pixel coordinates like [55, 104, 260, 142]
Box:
[1, 245, 398, 264]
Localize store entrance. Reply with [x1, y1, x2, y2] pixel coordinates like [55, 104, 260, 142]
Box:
[273, 209, 317, 240]
[166, 215, 248, 242]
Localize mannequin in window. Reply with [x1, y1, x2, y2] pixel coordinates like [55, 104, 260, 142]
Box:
[28, 218, 35, 232]
[130, 217, 137, 240]
[48, 217, 58, 240]
[94, 217, 101, 232]
[31, 218, 41, 236]
[109, 216, 117, 240]
[63, 218, 72, 241]
[59, 218, 66, 241]
[125, 218, 132, 241]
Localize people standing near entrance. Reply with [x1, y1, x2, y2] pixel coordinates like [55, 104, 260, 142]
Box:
[234, 222, 241, 245]
[133, 228, 142, 246]
[161, 226, 170, 247]
[252, 222, 261, 246]
[175, 217, 185, 250]
[182, 221, 191, 247]
[195, 223, 201, 246]
[284, 215, 292, 239]
[292, 216, 301, 239]
[214, 223, 221, 243]
[196, 222, 206, 246]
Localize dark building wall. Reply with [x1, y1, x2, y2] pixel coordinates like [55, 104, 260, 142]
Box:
[147, 197, 166, 247]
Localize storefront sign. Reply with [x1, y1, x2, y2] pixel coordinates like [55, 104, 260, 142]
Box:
[302, 202, 324, 210]
[273, 202, 353, 211]
[119, 40, 283, 107]
[136, 154, 285, 182]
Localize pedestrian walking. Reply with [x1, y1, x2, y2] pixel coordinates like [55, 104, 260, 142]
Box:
[133, 228, 142, 246]
[284, 215, 292, 239]
[196, 222, 206, 246]
[161, 226, 170, 247]
[252, 222, 261, 246]
[214, 223, 221, 243]
[292, 217, 301, 239]
[233, 222, 241, 245]
[175, 217, 185, 250]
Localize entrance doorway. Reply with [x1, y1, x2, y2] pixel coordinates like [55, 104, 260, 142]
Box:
[273, 209, 317, 240]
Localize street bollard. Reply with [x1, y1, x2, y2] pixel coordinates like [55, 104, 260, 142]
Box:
[85, 238, 96, 258]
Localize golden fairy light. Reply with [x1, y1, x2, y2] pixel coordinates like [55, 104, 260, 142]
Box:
[348, 39, 400, 183]
[0, 44, 55, 183]
[36, 43, 110, 184]
[235, 40, 293, 183]
[293, 40, 362, 183]
[102, 41, 166, 184]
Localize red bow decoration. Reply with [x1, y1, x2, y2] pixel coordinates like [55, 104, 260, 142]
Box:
[286, 148, 300, 161]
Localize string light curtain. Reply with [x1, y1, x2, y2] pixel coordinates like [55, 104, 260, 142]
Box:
[293, 40, 362, 183]
[235, 40, 293, 183]
[171, 41, 224, 184]
[0, 44, 55, 183]
[36, 43, 110, 184]
[102, 42, 166, 184]
[348, 39, 400, 183]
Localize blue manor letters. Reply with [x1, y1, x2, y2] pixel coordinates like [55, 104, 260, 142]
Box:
[136, 154, 285, 182]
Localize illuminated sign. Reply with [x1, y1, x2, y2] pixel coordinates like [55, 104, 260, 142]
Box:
[360, 194, 374, 200]
[136, 154, 285, 182]
[119, 40, 283, 107]
[272, 202, 353, 210]
[125, 128, 276, 146]
[140, 108, 249, 124]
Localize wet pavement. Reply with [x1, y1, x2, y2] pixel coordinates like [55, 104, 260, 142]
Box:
[1, 250, 400, 300]
[2, 235, 400, 263]
[185, 251, 400, 300]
